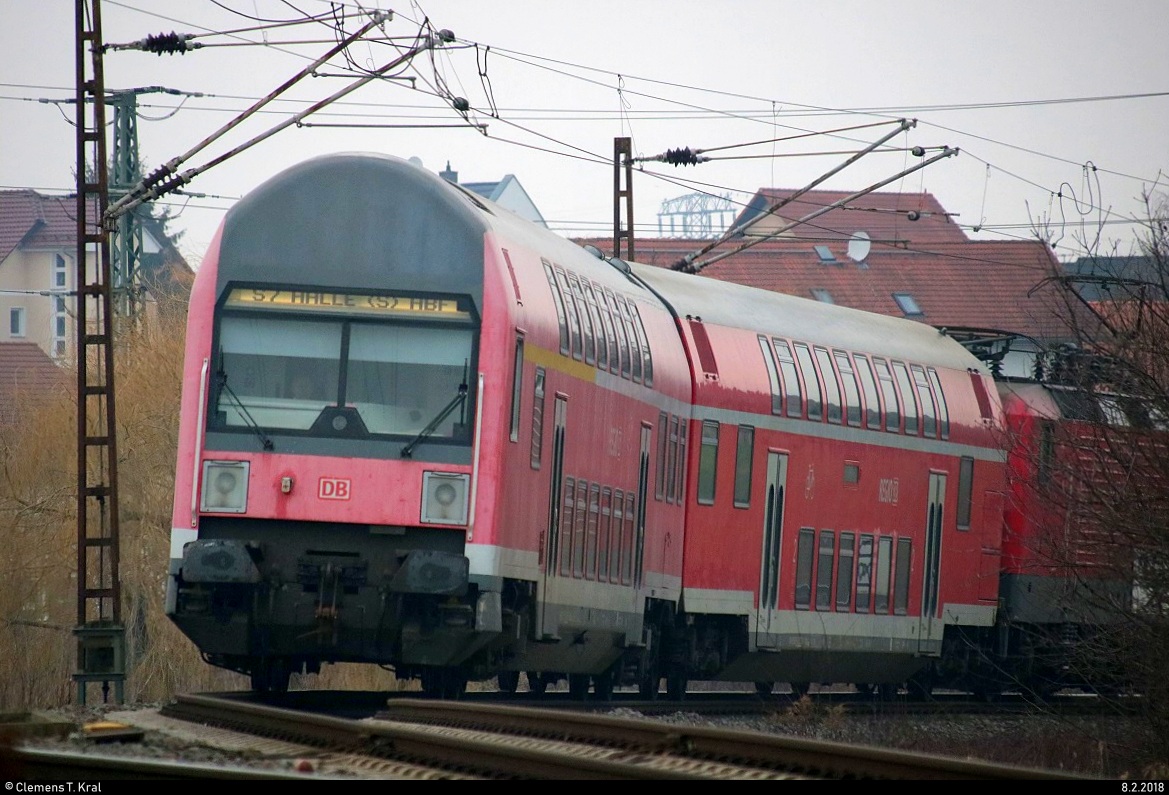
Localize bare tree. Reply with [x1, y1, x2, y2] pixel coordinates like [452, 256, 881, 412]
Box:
[1019, 186, 1169, 762]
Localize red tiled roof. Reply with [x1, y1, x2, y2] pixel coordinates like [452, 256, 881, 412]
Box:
[0, 342, 66, 426]
[0, 190, 88, 263]
[576, 222, 1075, 343]
[732, 188, 969, 246]
[0, 190, 45, 263]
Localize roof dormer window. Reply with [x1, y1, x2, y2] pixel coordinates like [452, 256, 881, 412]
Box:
[893, 292, 923, 317]
[814, 245, 837, 264]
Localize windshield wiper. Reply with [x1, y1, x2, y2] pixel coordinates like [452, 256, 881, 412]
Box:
[401, 379, 468, 459]
[216, 372, 274, 451]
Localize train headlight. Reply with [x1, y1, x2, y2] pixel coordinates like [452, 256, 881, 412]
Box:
[200, 460, 250, 513]
[421, 472, 469, 525]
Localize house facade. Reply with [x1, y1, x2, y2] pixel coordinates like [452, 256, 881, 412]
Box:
[0, 189, 188, 361]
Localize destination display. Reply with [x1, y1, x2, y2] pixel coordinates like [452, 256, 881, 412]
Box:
[226, 288, 470, 319]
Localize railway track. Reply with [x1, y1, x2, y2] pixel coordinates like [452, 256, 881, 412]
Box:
[488, 689, 1140, 719]
[157, 692, 1086, 779]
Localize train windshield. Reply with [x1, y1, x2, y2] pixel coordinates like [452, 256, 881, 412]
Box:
[212, 314, 474, 441]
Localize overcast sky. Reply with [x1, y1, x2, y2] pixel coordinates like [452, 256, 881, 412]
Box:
[2, 1, 1167, 267]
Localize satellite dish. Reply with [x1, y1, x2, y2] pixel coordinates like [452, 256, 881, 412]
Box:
[847, 231, 871, 263]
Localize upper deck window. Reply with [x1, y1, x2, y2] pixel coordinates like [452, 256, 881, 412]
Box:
[794, 343, 822, 421]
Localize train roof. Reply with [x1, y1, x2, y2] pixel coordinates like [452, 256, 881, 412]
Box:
[218, 152, 491, 303]
[630, 260, 985, 372]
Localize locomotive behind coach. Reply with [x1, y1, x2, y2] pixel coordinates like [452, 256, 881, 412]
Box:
[166, 153, 1010, 697]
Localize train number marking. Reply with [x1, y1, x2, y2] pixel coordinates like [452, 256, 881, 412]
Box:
[318, 477, 351, 500]
[878, 477, 899, 504]
[607, 427, 622, 458]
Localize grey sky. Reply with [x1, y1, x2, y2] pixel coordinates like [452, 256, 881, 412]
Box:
[2, 1, 1166, 266]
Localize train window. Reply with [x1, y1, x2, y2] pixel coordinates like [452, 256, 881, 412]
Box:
[873, 358, 901, 433]
[554, 268, 582, 360]
[583, 281, 608, 370]
[560, 478, 576, 576]
[598, 288, 621, 375]
[697, 420, 720, 505]
[605, 290, 632, 378]
[793, 343, 822, 421]
[834, 351, 862, 426]
[853, 354, 882, 430]
[773, 339, 802, 419]
[344, 322, 473, 439]
[510, 336, 524, 443]
[911, 364, 938, 437]
[957, 456, 974, 529]
[675, 419, 688, 500]
[586, 484, 600, 579]
[667, 415, 679, 503]
[611, 489, 625, 582]
[836, 532, 855, 611]
[542, 260, 569, 356]
[815, 530, 836, 610]
[530, 367, 545, 470]
[632, 304, 653, 387]
[1098, 396, 1129, 426]
[598, 487, 613, 582]
[927, 368, 950, 439]
[969, 370, 994, 420]
[655, 412, 668, 500]
[856, 534, 874, 611]
[759, 336, 782, 415]
[620, 296, 644, 383]
[795, 527, 815, 609]
[874, 536, 892, 613]
[567, 273, 596, 366]
[217, 317, 342, 430]
[733, 425, 754, 508]
[843, 461, 860, 486]
[689, 319, 719, 379]
[815, 347, 843, 424]
[573, 478, 588, 578]
[1038, 421, 1054, 486]
[622, 491, 636, 585]
[893, 538, 912, 615]
[892, 362, 919, 435]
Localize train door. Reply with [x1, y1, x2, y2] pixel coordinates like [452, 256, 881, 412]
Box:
[917, 471, 946, 651]
[755, 451, 788, 644]
[537, 394, 568, 639]
[634, 423, 651, 588]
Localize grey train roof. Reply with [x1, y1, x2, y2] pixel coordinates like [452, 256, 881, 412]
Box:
[631, 260, 985, 372]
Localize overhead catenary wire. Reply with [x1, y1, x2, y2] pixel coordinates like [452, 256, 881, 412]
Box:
[64, 2, 1158, 264]
[679, 145, 960, 274]
[104, 12, 438, 221]
[671, 118, 916, 272]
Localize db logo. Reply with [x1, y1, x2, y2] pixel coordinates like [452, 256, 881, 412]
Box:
[318, 477, 351, 500]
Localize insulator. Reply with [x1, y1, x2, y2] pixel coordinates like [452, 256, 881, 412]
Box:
[437, 29, 455, 43]
[664, 147, 700, 167]
[907, 210, 921, 221]
[142, 32, 194, 56]
[452, 97, 470, 112]
[911, 146, 925, 157]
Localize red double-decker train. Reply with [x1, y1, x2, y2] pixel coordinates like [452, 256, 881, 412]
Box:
[166, 153, 1106, 699]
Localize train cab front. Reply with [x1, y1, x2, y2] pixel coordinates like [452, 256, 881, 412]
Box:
[165, 283, 497, 686]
